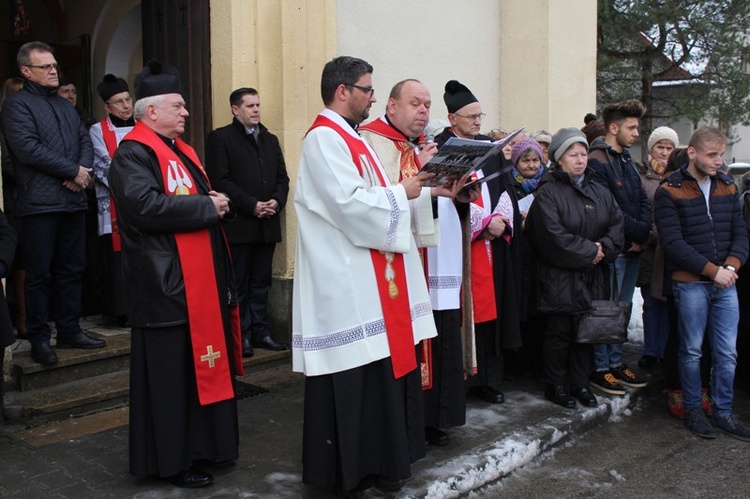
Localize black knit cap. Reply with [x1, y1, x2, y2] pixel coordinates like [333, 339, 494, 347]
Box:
[97, 74, 129, 102]
[443, 80, 478, 114]
[134, 59, 180, 99]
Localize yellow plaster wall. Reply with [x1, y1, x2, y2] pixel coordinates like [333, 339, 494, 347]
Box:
[210, 0, 337, 277]
[500, 0, 598, 133]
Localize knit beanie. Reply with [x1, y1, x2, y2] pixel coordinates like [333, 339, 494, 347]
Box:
[134, 59, 181, 99]
[97, 74, 129, 102]
[549, 127, 589, 163]
[443, 80, 478, 114]
[647, 126, 679, 152]
[511, 138, 544, 166]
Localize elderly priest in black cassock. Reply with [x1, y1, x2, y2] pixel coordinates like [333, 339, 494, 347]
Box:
[109, 60, 243, 489]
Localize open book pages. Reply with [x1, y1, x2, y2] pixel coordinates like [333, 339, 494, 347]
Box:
[419, 127, 525, 187]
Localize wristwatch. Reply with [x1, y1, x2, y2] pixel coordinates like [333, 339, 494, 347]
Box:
[725, 265, 737, 272]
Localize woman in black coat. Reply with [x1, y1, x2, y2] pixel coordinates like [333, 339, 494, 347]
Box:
[525, 128, 624, 408]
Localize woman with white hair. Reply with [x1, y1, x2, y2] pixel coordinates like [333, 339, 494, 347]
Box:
[637, 126, 680, 370]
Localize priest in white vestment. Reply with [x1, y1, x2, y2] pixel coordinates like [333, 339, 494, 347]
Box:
[293, 56, 438, 496]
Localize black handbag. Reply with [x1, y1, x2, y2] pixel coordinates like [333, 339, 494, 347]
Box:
[573, 267, 632, 344]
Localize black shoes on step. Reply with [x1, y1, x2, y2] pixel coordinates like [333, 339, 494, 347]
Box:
[252, 335, 288, 351]
[31, 342, 58, 365]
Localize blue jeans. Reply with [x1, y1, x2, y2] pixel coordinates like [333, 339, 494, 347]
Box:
[593, 253, 639, 371]
[673, 281, 739, 417]
[641, 285, 669, 358]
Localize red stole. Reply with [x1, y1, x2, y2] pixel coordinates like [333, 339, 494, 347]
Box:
[359, 117, 425, 175]
[123, 121, 244, 405]
[99, 118, 122, 252]
[307, 114, 417, 379]
[360, 117, 433, 389]
[470, 184, 497, 323]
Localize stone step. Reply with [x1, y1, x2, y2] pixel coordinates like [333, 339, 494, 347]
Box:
[5, 370, 130, 428]
[5, 343, 291, 427]
[11, 333, 131, 391]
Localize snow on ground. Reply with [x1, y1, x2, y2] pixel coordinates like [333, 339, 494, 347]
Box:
[627, 288, 644, 345]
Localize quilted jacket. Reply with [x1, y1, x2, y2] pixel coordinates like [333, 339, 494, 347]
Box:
[0, 79, 92, 216]
[655, 166, 748, 281]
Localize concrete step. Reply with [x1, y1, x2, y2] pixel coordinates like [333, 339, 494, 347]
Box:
[4, 370, 130, 428]
[5, 335, 291, 427]
[11, 333, 131, 391]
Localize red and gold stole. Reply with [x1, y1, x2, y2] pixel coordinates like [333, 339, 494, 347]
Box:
[123, 121, 244, 405]
[359, 117, 433, 388]
[99, 117, 122, 252]
[307, 114, 418, 379]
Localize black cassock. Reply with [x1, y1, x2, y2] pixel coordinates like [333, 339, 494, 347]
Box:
[120, 145, 239, 478]
[302, 353, 426, 492]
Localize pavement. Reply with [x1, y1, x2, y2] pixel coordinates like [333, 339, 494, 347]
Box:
[0, 345, 657, 498]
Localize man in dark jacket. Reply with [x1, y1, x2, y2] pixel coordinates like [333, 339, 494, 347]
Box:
[0, 41, 104, 365]
[655, 126, 749, 441]
[110, 60, 241, 488]
[205, 88, 290, 357]
[587, 99, 650, 394]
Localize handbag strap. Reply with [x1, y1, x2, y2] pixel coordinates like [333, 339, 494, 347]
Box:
[611, 264, 621, 301]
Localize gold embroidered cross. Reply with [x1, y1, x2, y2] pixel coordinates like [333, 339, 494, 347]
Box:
[200, 345, 221, 368]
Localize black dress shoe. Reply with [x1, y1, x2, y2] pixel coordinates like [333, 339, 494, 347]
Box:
[545, 384, 576, 409]
[425, 426, 449, 446]
[373, 475, 406, 492]
[469, 385, 505, 404]
[571, 385, 598, 407]
[56, 332, 106, 349]
[31, 342, 58, 365]
[252, 335, 288, 351]
[165, 467, 214, 488]
[242, 335, 254, 357]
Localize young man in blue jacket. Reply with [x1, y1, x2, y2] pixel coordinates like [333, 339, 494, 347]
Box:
[655, 126, 749, 441]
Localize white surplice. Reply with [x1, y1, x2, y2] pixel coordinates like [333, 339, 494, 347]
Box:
[292, 109, 437, 376]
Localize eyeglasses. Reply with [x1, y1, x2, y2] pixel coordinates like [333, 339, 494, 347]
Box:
[26, 63, 59, 72]
[346, 83, 375, 97]
[454, 112, 486, 121]
[107, 97, 133, 107]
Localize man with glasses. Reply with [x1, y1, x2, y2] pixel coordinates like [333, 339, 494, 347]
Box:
[294, 56, 439, 496]
[1, 41, 104, 365]
[435, 80, 523, 407]
[89, 74, 135, 326]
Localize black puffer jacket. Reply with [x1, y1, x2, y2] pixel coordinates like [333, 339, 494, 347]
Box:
[109, 137, 235, 328]
[0, 80, 92, 216]
[526, 168, 624, 315]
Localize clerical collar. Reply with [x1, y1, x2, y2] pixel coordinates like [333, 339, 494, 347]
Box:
[156, 132, 177, 151]
[109, 114, 135, 128]
[339, 114, 359, 133]
[384, 115, 419, 145]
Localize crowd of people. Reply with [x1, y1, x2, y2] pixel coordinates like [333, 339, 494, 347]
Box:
[1, 43, 750, 497]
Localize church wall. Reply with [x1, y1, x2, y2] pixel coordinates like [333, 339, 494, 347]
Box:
[337, 0, 504, 133]
[499, 0, 597, 134]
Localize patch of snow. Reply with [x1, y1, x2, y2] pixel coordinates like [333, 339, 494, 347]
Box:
[609, 469, 626, 481]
